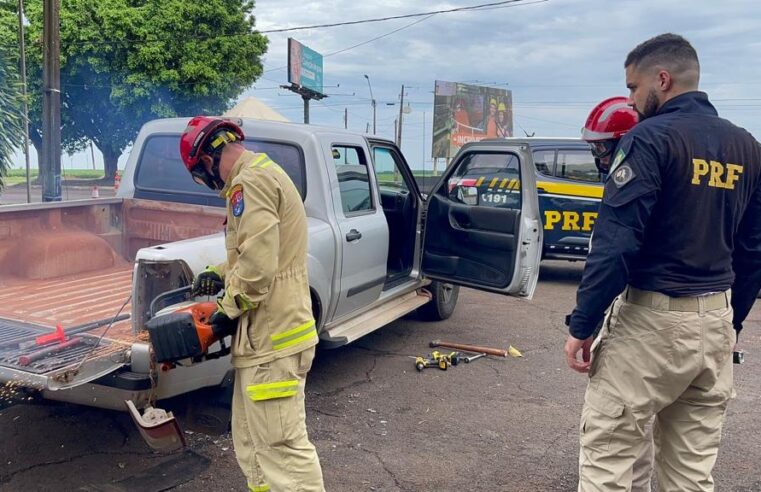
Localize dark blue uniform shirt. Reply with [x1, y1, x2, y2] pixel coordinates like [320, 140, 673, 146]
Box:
[569, 91, 761, 340]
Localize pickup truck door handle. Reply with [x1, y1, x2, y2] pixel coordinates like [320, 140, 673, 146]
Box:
[346, 229, 362, 242]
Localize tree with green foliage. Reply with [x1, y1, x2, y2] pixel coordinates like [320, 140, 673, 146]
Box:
[0, 0, 267, 180]
[0, 46, 23, 191]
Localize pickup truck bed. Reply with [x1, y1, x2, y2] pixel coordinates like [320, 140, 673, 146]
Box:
[0, 198, 224, 385]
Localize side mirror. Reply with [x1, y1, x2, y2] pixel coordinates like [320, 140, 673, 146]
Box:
[449, 184, 478, 205]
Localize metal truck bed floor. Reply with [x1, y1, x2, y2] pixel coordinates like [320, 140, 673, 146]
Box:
[0, 266, 137, 382]
[0, 266, 134, 336]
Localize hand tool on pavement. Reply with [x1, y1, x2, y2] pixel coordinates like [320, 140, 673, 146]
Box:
[412, 351, 462, 371]
[432, 350, 460, 366]
[413, 356, 438, 371]
[463, 353, 487, 363]
[430, 340, 510, 358]
[18, 337, 85, 366]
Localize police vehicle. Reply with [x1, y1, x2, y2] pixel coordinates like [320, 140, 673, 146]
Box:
[447, 137, 602, 260]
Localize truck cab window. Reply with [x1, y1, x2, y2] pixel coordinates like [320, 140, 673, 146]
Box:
[136, 135, 211, 195]
[447, 152, 521, 210]
[135, 135, 307, 203]
[332, 146, 374, 214]
[554, 149, 600, 183]
[372, 146, 416, 281]
[373, 147, 409, 192]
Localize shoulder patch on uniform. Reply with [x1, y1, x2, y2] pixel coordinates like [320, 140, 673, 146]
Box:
[229, 184, 244, 217]
[608, 148, 627, 175]
[612, 164, 636, 188]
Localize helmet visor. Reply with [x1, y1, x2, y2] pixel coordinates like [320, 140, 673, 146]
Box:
[590, 140, 616, 159]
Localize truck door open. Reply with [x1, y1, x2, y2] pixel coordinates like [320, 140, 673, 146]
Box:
[421, 144, 542, 298]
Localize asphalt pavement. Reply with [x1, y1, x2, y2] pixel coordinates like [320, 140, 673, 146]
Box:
[1, 261, 759, 491]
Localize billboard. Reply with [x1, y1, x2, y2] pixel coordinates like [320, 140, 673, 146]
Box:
[431, 80, 513, 159]
[288, 38, 324, 95]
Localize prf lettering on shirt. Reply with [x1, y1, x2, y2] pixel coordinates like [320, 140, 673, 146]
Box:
[691, 159, 744, 190]
[544, 210, 597, 231]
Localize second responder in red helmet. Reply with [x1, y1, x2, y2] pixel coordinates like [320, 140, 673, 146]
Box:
[179, 116, 325, 492]
[581, 96, 638, 175]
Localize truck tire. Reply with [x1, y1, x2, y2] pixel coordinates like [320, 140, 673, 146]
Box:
[417, 281, 459, 321]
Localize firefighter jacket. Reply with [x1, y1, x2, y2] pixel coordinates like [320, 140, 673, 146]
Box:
[217, 150, 317, 367]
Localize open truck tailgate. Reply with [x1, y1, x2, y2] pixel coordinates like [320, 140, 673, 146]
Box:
[0, 267, 136, 391]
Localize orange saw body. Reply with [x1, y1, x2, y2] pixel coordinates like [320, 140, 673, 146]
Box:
[145, 301, 226, 363]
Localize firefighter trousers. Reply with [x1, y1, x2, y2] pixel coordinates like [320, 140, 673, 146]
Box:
[578, 287, 734, 492]
[232, 347, 324, 492]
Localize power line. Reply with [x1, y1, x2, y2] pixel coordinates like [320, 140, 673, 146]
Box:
[324, 14, 435, 57]
[262, 0, 544, 74]
[260, 0, 545, 34]
[262, 14, 435, 74]
[62, 0, 544, 48]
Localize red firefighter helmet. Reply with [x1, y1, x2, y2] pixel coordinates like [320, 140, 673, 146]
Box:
[581, 97, 638, 142]
[179, 116, 245, 171]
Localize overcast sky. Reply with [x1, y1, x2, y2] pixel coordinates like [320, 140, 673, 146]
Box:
[12, 0, 761, 171]
[247, 0, 761, 171]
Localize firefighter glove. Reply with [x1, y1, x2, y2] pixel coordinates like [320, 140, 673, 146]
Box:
[193, 266, 224, 296]
[210, 310, 238, 339]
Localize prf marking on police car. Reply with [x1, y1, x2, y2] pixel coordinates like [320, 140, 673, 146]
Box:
[691, 159, 744, 190]
[544, 210, 597, 232]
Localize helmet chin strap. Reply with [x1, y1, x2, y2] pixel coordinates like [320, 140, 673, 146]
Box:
[595, 157, 609, 175]
[192, 151, 226, 191]
[208, 152, 226, 190]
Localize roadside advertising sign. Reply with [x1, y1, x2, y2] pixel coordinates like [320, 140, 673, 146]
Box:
[288, 38, 324, 95]
[431, 80, 513, 159]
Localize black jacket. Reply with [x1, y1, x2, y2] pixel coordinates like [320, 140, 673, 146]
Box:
[569, 91, 761, 340]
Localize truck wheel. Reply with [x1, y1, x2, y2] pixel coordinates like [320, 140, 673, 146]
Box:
[417, 281, 459, 321]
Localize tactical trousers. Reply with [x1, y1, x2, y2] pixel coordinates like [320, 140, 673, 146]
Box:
[232, 347, 325, 492]
[578, 287, 734, 492]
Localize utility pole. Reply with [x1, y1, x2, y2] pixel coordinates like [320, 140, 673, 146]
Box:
[281, 85, 326, 125]
[17, 0, 31, 203]
[363, 74, 376, 134]
[302, 95, 310, 124]
[344, 108, 348, 129]
[41, 0, 61, 201]
[424, 111, 432, 175]
[396, 84, 405, 146]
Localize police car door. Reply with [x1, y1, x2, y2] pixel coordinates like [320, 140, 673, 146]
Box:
[422, 142, 542, 298]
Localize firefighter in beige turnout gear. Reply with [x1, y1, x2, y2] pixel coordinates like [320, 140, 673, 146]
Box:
[180, 116, 324, 492]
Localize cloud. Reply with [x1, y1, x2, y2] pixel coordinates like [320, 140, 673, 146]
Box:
[33, 1, 758, 171]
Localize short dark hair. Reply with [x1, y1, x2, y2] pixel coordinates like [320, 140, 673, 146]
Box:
[625, 33, 699, 73]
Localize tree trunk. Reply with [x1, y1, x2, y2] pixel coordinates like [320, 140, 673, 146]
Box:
[102, 147, 119, 182]
[30, 132, 42, 184]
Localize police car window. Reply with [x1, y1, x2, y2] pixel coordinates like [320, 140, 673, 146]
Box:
[555, 150, 601, 183]
[332, 145, 374, 214]
[373, 147, 409, 192]
[135, 135, 307, 199]
[447, 152, 521, 210]
[533, 150, 555, 176]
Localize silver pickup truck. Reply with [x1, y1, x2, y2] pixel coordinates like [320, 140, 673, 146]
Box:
[0, 118, 542, 420]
